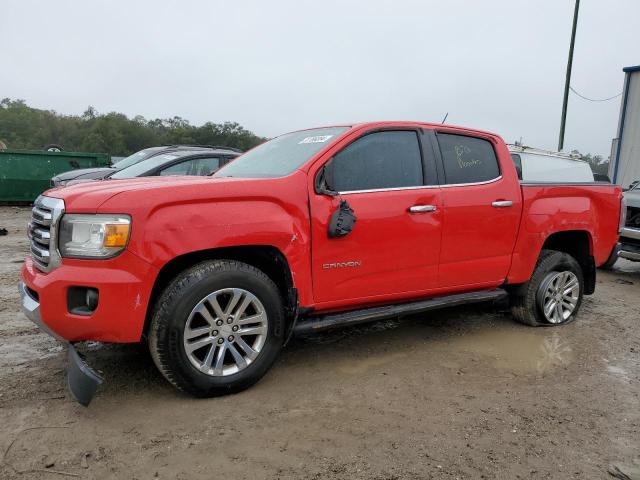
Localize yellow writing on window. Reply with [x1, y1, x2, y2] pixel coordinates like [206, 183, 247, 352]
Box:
[454, 145, 482, 169]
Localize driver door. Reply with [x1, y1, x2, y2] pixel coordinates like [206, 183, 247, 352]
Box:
[309, 129, 443, 305]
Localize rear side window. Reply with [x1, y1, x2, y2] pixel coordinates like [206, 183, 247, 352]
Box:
[510, 153, 522, 180]
[160, 157, 221, 176]
[437, 133, 500, 184]
[330, 131, 423, 192]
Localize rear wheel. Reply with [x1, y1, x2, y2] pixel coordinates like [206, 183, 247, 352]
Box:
[510, 249, 584, 326]
[149, 260, 285, 397]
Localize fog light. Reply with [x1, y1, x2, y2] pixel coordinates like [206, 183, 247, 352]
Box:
[85, 288, 99, 311]
[67, 287, 99, 316]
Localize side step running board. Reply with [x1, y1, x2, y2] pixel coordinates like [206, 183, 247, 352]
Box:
[293, 289, 508, 335]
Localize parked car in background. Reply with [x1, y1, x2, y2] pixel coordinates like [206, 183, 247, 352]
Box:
[21, 121, 623, 405]
[51, 145, 241, 186]
[605, 183, 640, 266]
[51, 147, 160, 186]
[106, 146, 240, 182]
[508, 145, 595, 182]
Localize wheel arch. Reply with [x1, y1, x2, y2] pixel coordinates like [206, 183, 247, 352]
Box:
[540, 230, 595, 294]
[142, 245, 297, 338]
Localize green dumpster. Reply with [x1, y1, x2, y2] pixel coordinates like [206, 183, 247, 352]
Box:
[0, 149, 110, 204]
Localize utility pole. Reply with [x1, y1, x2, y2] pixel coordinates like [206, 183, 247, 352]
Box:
[558, 0, 580, 151]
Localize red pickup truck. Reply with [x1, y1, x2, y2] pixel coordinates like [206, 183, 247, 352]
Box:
[20, 121, 623, 405]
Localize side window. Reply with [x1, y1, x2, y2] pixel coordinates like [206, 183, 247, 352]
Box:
[510, 153, 522, 180]
[160, 157, 221, 176]
[220, 156, 236, 167]
[330, 131, 423, 192]
[437, 133, 500, 184]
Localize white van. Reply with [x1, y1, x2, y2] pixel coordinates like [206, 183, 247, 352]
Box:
[508, 145, 595, 183]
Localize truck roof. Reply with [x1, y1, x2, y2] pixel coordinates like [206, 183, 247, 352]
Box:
[287, 121, 503, 140]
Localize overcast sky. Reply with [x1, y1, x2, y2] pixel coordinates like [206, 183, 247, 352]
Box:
[2, 0, 638, 156]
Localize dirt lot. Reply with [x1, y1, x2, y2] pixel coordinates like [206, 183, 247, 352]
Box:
[0, 206, 639, 479]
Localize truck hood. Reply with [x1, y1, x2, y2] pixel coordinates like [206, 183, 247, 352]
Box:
[43, 175, 269, 213]
[52, 167, 115, 183]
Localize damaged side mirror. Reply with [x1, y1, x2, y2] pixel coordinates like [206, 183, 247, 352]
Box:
[328, 200, 356, 238]
[315, 160, 338, 196]
[315, 159, 357, 237]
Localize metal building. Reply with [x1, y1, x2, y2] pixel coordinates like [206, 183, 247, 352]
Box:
[610, 65, 640, 188]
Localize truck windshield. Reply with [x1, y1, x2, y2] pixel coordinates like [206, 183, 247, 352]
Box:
[213, 127, 350, 178]
[114, 147, 165, 170]
[110, 152, 190, 179]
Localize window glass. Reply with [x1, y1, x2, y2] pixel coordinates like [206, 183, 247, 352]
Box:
[330, 131, 423, 192]
[111, 152, 187, 179]
[113, 147, 165, 169]
[510, 153, 522, 180]
[214, 127, 349, 178]
[217, 156, 235, 170]
[437, 134, 500, 184]
[160, 157, 221, 176]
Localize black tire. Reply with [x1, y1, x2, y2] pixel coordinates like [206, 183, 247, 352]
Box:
[510, 249, 584, 327]
[44, 143, 63, 152]
[149, 260, 285, 397]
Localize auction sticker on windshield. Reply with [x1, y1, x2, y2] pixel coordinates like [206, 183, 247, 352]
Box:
[298, 135, 333, 144]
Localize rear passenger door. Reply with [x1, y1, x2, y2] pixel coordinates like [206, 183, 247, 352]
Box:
[309, 129, 443, 304]
[432, 132, 521, 288]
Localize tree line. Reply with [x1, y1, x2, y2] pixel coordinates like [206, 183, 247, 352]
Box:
[0, 98, 265, 156]
[573, 151, 609, 177]
[0, 98, 611, 176]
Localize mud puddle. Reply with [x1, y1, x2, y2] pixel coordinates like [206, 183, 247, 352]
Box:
[296, 313, 575, 379]
[442, 327, 573, 374]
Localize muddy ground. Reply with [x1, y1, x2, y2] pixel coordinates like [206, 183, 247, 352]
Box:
[0, 206, 638, 479]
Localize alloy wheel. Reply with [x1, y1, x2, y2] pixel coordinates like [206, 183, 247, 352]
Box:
[537, 271, 580, 324]
[183, 288, 268, 376]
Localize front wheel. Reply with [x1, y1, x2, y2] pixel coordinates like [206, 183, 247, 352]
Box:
[510, 250, 584, 327]
[149, 260, 285, 397]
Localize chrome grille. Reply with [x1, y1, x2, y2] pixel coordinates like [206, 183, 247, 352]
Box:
[28, 196, 64, 272]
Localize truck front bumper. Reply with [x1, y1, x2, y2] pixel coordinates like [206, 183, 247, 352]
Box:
[619, 227, 640, 261]
[19, 252, 158, 405]
[20, 253, 157, 342]
[20, 280, 103, 406]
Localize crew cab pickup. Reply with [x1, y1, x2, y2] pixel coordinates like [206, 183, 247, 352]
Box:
[20, 121, 623, 405]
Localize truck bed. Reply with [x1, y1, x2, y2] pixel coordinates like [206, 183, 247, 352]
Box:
[506, 182, 621, 285]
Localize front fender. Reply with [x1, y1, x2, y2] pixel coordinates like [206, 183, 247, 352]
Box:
[136, 199, 306, 267]
[98, 172, 314, 305]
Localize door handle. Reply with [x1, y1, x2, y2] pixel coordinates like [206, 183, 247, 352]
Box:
[408, 204, 437, 213]
[492, 200, 513, 208]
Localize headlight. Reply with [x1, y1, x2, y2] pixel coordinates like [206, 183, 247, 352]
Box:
[59, 214, 131, 258]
